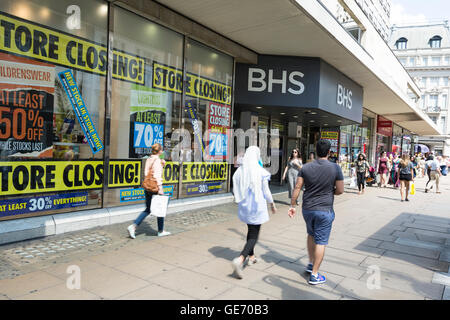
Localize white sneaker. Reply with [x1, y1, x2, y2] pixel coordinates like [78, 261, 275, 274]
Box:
[231, 257, 244, 279]
[158, 231, 171, 237]
[127, 225, 136, 239]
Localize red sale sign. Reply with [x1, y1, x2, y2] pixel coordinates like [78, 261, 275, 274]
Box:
[205, 102, 231, 160]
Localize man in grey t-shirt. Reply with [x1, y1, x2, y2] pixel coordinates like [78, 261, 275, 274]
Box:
[288, 139, 344, 285]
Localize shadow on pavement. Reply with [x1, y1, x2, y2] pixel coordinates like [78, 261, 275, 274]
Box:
[354, 212, 450, 299]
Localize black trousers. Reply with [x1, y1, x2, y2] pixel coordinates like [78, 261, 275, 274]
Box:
[240, 224, 261, 258]
[357, 172, 366, 191]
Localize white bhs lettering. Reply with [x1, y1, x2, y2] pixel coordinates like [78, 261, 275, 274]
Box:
[337, 84, 352, 109]
[248, 68, 305, 95]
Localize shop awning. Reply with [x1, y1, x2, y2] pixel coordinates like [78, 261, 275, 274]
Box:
[153, 0, 441, 136]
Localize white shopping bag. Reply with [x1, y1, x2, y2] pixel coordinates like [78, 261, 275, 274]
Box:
[349, 176, 357, 188]
[150, 195, 169, 217]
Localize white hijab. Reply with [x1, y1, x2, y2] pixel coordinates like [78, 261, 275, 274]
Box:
[233, 146, 268, 203]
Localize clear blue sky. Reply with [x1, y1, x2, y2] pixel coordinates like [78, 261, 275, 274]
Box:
[391, 0, 450, 25]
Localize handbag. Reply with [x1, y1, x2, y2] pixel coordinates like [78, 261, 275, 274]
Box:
[410, 182, 415, 195]
[142, 158, 160, 193]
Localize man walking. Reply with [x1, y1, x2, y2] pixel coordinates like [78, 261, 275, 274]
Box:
[288, 139, 344, 285]
[425, 155, 441, 193]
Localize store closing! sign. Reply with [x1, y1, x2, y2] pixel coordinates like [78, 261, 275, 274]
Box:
[0, 160, 141, 196]
[162, 162, 228, 184]
[0, 11, 144, 84]
[152, 62, 232, 105]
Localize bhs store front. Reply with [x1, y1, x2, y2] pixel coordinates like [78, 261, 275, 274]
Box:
[233, 55, 364, 181]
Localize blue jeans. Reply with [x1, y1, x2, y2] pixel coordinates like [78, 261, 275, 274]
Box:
[134, 191, 164, 232]
[302, 209, 335, 245]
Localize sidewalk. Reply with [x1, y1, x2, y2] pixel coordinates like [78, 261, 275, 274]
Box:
[0, 176, 449, 300]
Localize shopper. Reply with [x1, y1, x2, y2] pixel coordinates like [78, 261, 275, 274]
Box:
[425, 154, 434, 191]
[127, 143, 171, 239]
[288, 139, 344, 285]
[355, 153, 370, 195]
[282, 148, 303, 202]
[425, 155, 442, 193]
[307, 152, 315, 163]
[398, 154, 414, 202]
[377, 151, 389, 188]
[231, 146, 277, 279]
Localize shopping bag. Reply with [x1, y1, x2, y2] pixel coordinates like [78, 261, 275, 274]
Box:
[349, 176, 357, 188]
[410, 183, 415, 195]
[150, 195, 169, 217]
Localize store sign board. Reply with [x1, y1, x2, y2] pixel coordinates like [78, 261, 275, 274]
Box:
[377, 115, 393, 136]
[235, 56, 363, 123]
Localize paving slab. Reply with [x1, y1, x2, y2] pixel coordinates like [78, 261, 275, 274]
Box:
[382, 250, 449, 272]
[71, 265, 149, 299]
[113, 257, 178, 280]
[212, 286, 276, 300]
[394, 238, 445, 251]
[0, 271, 63, 298]
[248, 274, 344, 300]
[147, 268, 233, 300]
[378, 242, 441, 259]
[359, 271, 444, 300]
[333, 277, 425, 300]
[118, 284, 195, 300]
[19, 283, 101, 300]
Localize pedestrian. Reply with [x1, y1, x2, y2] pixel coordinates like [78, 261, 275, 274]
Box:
[288, 139, 344, 285]
[307, 152, 315, 163]
[355, 153, 370, 195]
[231, 146, 277, 279]
[425, 154, 434, 191]
[127, 143, 171, 239]
[282, 148, 303, 203]
[398, 154, 414, 202]
[328, 151, 338, 163]
[377, 151, 389, 188]
[425, 155, 442, 193]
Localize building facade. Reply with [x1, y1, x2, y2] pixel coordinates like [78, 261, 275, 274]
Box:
[321, 0, 391, 42]
[391, 22, 450, 156]
[0, 0, 440, 243]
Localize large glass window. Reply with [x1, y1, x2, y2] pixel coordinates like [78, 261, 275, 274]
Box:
[0, 0, 107, 220]
[106, 6, 184, 206]
[182, 39, 233, 198]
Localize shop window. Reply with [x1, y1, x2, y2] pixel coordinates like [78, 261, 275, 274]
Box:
[0, 0, 107, 220]
[182, 39, 234, 198]
[105, 6, 184, 206]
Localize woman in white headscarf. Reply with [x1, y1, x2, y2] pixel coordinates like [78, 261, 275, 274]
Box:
[231, 146, 277, 279]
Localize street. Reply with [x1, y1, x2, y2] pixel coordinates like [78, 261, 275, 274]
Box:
[0, 176, 449, 300]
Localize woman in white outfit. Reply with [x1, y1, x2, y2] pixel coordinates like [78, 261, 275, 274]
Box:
[231, 146, 277, 279]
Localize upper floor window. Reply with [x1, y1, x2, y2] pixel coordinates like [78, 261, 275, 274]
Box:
[395, 37, 408, 50]
[429, 35, 442, 48]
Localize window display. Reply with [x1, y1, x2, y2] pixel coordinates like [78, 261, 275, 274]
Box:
[0, 0, 107, 220]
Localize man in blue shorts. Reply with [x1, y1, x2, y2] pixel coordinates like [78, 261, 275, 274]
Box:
[288, 139, 344, 285]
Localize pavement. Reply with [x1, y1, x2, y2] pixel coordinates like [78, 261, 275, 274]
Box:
[0, 175, 449, 300]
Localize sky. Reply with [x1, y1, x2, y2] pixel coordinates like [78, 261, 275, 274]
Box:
[390, 0, 450, 26]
